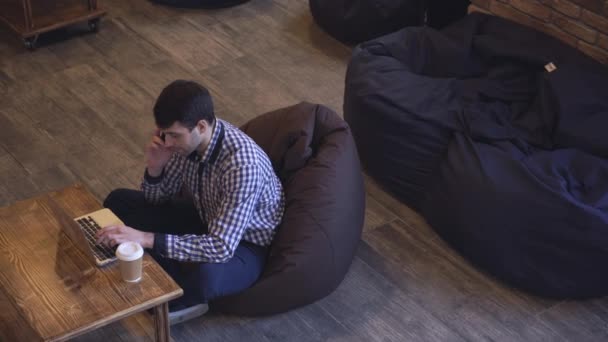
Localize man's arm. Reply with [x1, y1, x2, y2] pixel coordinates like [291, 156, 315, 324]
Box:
[141, 131, 183, 204]
[153, 164, 262, 262]
[141, 153, 184, 204]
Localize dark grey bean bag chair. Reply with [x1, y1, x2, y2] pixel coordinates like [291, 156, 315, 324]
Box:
[309, 0, 424, 44]
[309, 0, 469, 44]
[344, 13, 608, 299]
[150, 0, 248, 9]
[211, 102, 365, 315]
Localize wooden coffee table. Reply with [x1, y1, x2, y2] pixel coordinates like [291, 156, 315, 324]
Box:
[0, 184, 183, 342]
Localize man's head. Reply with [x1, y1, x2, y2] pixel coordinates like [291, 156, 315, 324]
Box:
[153, 80, 216, 156]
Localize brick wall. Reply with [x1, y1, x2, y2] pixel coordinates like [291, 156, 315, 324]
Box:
[469, 0, 608, 64]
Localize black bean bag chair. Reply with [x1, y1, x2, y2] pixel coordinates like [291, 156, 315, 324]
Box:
[211, 102, 365, 315]
[344, 13, 608, 299]
[309, 0, 424, 44]
[309, 0, 470, 44]
[150, 0, 249, 9]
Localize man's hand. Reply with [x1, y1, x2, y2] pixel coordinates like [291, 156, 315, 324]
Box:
[145, 129, 172, 177]
[96, 225, 155, 249]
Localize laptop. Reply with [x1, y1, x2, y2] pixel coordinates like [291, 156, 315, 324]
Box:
[44, 197, 124, 267]
[73, 209, 125, 266]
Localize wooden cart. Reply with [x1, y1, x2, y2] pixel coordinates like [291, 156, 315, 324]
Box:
[0, 0, 106, 49]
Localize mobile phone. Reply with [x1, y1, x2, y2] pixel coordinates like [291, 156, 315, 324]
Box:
[160, 132, 166, 142]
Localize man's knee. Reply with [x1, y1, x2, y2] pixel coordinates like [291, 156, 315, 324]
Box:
[103, 188, 142, 212]
[196, 252, 265, 302]
[196, 263, 225, 302]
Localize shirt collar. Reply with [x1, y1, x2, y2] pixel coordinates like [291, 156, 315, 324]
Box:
[188, 120, 225, 165]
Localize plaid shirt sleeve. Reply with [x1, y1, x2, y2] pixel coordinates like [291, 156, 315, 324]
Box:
[141, 153, 184, 205]
[155, 163, 262, 263]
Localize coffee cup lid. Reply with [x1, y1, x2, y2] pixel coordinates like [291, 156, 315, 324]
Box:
[115, 241, 144, 261]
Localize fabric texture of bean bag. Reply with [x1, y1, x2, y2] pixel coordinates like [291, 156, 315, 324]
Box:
[344, 12, 608, 299]
[309, 0, 470, 44]
[150, 0, 249, 9]
[211, 102, 365, 315]
[309, 0, 424, 44]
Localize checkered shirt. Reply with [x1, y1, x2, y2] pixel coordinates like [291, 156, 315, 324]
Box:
[141, 119, 285, 263]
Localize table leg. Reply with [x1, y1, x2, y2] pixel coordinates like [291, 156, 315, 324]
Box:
[153, 303, 170, 342]
[22, 0, 33, 30]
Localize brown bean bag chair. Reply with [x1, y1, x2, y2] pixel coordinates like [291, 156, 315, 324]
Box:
[211, 102, 365, 315]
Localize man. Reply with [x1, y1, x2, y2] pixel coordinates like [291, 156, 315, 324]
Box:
[96, 80, 285, 324]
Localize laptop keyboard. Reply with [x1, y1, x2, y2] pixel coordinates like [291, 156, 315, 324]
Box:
[76, 216, 117, 262]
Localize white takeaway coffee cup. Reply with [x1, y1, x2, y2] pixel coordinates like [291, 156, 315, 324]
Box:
[115, 241, 144, 282]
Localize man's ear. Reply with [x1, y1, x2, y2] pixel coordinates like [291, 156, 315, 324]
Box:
[196, 119, 208, 134]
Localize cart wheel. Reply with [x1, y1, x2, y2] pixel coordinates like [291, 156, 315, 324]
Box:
[24, 35, 38, 50]
[88, 18, 101, 32]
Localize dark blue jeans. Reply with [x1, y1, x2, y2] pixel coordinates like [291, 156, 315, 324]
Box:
[103, 189, 268, 307]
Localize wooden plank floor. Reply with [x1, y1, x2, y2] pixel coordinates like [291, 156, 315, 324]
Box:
[1, 0, 607, 340]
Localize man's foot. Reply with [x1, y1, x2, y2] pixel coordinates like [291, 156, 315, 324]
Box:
[168, 303, 209, 325]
